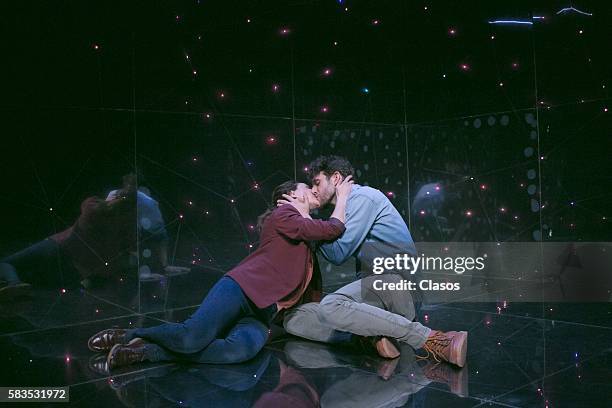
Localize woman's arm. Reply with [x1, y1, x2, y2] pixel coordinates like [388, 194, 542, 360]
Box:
[274, 206, 346, 241]
[274, 176, 353, 241]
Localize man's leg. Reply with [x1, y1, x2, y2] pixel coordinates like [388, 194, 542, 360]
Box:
[359, 273, 418, 320]
[317, 274, 431, 349]
[283, 302, 352, 343]
[283, 274, 426, 346]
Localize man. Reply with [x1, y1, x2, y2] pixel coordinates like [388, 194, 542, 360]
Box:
[106, 181, 189, 280]
[283, 156, 468, 367]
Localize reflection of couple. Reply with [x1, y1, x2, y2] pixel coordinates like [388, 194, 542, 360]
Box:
[101, 340, 467, 407]
[281, 340, 468, 406]
[0, 174, 184, 301]
[89, 156, 467, 369]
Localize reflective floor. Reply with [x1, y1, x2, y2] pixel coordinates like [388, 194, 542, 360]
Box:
[1, 270, 610, 407]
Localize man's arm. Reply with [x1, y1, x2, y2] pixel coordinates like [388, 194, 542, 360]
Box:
[319, 194, 378, 265]
[138, 193, 169, 242]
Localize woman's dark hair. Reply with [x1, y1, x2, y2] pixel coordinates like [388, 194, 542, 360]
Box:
[256, 180, 299, 231]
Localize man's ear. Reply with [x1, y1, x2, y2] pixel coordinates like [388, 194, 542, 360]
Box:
[332, 172, 343, 186]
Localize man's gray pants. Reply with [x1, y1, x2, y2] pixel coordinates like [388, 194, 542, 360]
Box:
[283, 273, 430, 349]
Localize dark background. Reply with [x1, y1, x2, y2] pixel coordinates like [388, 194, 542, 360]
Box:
[1, 0, 610, 269]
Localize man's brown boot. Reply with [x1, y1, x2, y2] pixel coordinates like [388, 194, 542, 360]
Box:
[355, 336, 401, 359]
[420, 330, 467, 367]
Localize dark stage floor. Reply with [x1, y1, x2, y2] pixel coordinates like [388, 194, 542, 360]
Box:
[1, 269, 610, 407]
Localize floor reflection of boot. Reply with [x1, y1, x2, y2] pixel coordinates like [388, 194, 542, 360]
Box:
[108, 367, 171, 408]
[421, 361, 469, 398]
[108, 376, 138, 408]
[0, 282, 32, 302]
[361, 356, 400, 381]
[376, 357, 400, 380]
[88, 354, 145, 407]
[88, 354, 110, 376]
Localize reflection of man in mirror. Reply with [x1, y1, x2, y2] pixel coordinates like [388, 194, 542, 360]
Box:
[106, 177, 189, 281]
[549, 243, 612, 302]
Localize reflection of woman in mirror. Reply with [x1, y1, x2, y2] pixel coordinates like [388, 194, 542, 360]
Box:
[87, 177, 353, 369]
[0, 174, 151, 300]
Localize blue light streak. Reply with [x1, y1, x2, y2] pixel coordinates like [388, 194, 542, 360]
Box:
[488, 20, 533, 26]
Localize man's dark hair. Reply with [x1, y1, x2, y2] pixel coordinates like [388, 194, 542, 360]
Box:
[307, 155, 354, 181]
[121, 173, 138, 194]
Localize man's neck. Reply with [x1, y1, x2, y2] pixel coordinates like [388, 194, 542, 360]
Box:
[331, 183, 356, 206]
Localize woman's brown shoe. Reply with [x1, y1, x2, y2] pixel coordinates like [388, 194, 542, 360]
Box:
[107, 343, 148, 370]
[88, 328, 143, 352]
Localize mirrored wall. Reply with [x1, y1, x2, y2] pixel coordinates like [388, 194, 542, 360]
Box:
[1, 1, 609, 334]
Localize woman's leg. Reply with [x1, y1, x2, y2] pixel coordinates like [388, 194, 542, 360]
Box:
[1, 239, 79, 287]
[125, 277, 256, 354]
[0, 262, 20, 285]
[142, 317, 269, 364]
[194, 317, 268, 363]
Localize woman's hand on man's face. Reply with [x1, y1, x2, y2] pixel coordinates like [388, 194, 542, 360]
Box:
[277, 193, 311, 217]
[335, 175, 354, 200]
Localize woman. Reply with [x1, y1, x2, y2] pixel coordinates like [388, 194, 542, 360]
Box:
[87, 177, 354, 368]
[0, 176, 138, 300]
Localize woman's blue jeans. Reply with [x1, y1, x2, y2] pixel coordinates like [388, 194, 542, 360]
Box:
[0, 239, 80, 287]
[126, 276, 277, 364]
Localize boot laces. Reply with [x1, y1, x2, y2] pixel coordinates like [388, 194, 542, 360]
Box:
[417, 332, 451, 363]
